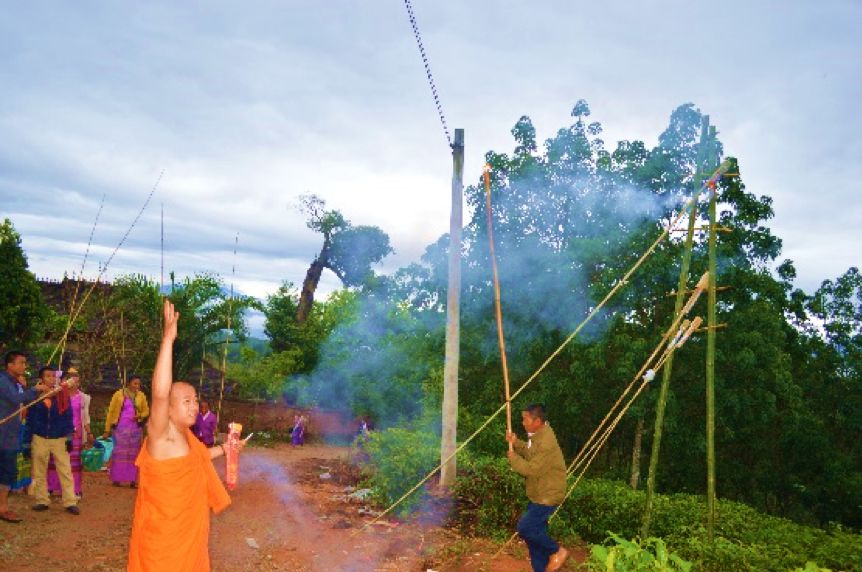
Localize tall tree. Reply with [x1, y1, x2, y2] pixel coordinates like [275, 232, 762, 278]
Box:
[0, 218, 49, 350]
[296, 195, 392, 324]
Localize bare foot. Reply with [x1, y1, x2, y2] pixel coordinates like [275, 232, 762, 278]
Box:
[546, 547, 569, 571]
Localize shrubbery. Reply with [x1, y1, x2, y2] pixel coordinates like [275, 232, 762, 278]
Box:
[357, 426, 440, 516]
[451, 455, 526, 539]
[587, 533, 692, 571]
[448, 456, 862, 571]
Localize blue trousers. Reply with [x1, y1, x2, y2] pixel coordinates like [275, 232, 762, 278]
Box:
[517, 502, 560, 572]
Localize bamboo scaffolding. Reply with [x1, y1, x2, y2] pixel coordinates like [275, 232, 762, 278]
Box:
[356, 161, 734, 531]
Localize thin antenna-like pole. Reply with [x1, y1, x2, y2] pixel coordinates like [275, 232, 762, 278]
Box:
[120, 310, 127, 385]
[199, 339, 205, 392]
[59, 194, 105, 368]
[484, 165, 513, 451]
[160, 202, 165, 293]
[216, 233, 239, 439]
[47, 170, 164, 367]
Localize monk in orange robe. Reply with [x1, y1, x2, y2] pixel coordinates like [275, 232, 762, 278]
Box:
[128, 300, 244, 571]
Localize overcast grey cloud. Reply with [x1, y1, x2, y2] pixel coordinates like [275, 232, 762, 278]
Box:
[1, 1, 859, 321]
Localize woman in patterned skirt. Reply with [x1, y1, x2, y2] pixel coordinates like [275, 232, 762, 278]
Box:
[47, 369, 91, 496]
[103, 375, 149, 487]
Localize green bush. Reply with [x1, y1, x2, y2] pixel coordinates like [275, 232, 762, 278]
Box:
[449, 458, 862, 571]
[451, 455, 526, 539]
[791, 563, 833, 572]
[357, 427, 439, 516]
[588, 533, 692, 571]
[558, 478, 862, 571]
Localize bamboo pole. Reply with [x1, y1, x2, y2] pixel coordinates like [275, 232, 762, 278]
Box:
[58, 195, 105, 370]
[215, 233, 239, 440]
[642, 115, 711, 537]
[0, 381, 74, 426]
[45, 171, 164, 368]
[483, 165, 513, 451]
[706, 129, 720, 542]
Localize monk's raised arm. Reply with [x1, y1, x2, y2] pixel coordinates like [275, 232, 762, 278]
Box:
[147, 299, 179, 441]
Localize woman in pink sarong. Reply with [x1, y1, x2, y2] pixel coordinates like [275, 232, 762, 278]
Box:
[47, 369, 91, 496]
[103, 376, 149, 487]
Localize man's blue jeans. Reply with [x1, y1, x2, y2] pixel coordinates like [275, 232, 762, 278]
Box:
[517, 502, 560, 572]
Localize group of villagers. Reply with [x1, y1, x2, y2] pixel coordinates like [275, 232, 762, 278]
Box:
[0, 354, 219, 521]
[1, 298, 568, 572]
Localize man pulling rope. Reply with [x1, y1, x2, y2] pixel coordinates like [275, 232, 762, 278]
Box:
[506, 403, 569, 571]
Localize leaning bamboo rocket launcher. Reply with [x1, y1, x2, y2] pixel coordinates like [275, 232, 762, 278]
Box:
[484, 164, 514, 451]
[361, 163, 736, 531]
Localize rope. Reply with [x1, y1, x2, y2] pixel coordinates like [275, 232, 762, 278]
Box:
[403, 0, 452, 147]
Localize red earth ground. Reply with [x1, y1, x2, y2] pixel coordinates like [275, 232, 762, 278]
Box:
[0, 444, 587, 571]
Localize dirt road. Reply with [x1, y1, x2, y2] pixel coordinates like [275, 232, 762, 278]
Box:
[0, 444, 583, 571]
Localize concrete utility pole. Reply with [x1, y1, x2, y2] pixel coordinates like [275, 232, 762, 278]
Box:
[440, 129, 464, 488]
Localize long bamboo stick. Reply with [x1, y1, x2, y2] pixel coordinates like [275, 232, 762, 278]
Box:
[59, 195, 105, 368]
[46, 171, 164, 367]
[0, 381, 75, 426]
[215, 232, 239, 440]
[484, 165, 514, 451]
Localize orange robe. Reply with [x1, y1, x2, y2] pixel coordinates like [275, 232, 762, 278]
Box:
[127, 429, 231, 571]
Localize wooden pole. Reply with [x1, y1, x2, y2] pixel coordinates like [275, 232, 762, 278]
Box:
[642, 116, 710, 536]
[483, 165, 513, 451]
[440, 128, 464, 489]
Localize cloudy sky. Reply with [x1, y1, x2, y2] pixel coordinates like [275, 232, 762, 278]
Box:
[2, 1, 860, 322]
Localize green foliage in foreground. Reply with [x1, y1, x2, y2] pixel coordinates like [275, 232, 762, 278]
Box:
[588, 533, 691, 571]
[357, 427, 440, 516]
[448, 457, 862, 571]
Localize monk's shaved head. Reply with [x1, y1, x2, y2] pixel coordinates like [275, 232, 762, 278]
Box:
[168, 381, 200, 429]
[169, 381, 196, 404]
